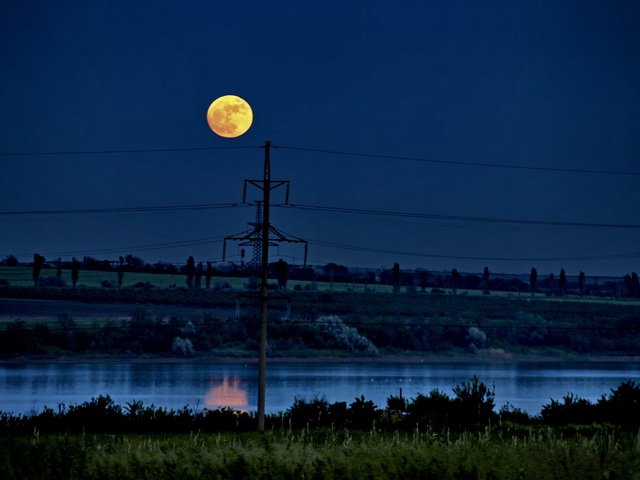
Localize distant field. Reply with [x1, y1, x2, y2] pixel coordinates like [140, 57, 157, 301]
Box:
[1, 265, 639, 306]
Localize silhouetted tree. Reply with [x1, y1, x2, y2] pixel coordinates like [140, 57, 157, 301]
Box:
[205, 261, 213, 289]
[481, 266, 490, 294]
[55, 257, 62, 280]
[631, 272, 640, 298]
[185, 256, 195, 288]
[392, 262, 401, 294]
[117, 256, 125, 288]
[578, 271, 586, 297]
[558, 268, 567, 296]
[124, 255, 145, 270]
[418, 270, 429, 292]
[32, 253, 45, 286]
[322, 263, 351, 288]
[277, 258, 288, 290]
[451, 268, 460, 295]
[71, 257, 80, 288]
[530, 267, 537, 295]
[195, 262, 203, 289]
[1, 255, 18, 267]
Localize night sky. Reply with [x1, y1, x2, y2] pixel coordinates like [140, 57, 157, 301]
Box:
[1, 1, 639, 276]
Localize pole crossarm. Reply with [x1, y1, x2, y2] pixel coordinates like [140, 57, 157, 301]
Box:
[243, 180, 290, 204]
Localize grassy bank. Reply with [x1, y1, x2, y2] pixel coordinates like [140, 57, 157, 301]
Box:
[1, 430, 638, 480]
[1, 285, 640, 357]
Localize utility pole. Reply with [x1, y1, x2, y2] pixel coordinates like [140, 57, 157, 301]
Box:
[257, 140, 271, 431]
[222, 141, 307, 431]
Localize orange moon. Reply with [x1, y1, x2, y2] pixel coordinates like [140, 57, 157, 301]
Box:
[206, 95, 253, 138]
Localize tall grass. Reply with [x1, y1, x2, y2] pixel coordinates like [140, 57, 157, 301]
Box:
[1, 429, 638, 480]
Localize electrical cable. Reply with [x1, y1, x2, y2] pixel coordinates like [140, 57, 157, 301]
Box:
[276, 145, 640, 177]
[276, 203, 640, 230]
[307, 238, 640, 262]
[0, 203, 250, 216]
[0, 145, 260, 156]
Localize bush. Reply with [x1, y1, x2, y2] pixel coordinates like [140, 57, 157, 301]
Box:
[541, 394, 597, 426]
[172, 337, 194, 357]
[317, 315, 379, 354]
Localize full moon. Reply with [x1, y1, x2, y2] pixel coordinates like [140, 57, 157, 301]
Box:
[206, 95, 253, 138]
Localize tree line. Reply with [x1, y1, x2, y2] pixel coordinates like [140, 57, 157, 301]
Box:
[1, 253, 639, 298]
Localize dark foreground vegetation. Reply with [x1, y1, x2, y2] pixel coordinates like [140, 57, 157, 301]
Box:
[2, 429, 638, 480]
[3, 378, 640, 435]
[2, 378, 640, 479]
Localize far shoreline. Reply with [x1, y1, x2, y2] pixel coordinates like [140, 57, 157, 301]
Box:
[2, 350, 639, 365]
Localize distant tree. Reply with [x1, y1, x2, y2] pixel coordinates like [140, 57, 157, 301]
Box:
[1, 255, 18, 267]
[32, 253, 45, 286]
[195, 262, 203, 289]
[392, 262, 401, 294]
[578, 271, 586, 297]
[530, 267, 538, 296]
[56, 257, 62, 280]
[558, 269, 567, 296]
[205, 261, 213, 289]
[185, 257, 195, 288]
[277, 258, 288, 291]
[418, 270, 429, 292]
[451, 268, 460, 295]
[82, 256, 111, 271]
[481, 266, 490, 294]
[117, 256, 125, 288]
[124, 255, 145, 270]
[631, 272, 640, 298]
[322, 263, 351, 287]
[71, 257, 80, 288]
[547, 273, 555, 294]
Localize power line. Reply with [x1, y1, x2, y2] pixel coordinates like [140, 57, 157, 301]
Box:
[27, 236, 226, 258]
[277, 203, 640, 230]
[0, 145, 259, 156]
[0, 203, 250, 216]
[276, 145, 640, 177]
[307, 238, 640, 262]
[3, 142, 638, 177]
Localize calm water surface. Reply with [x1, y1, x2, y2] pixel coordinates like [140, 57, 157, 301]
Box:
[1, 361, 639, 415]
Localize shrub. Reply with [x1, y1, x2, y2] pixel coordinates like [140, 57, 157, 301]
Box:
[288, 396, 331, 428]
[317, 315, 379, 354]
[407, 389, 453, 431]
[452, 376, 496, 429]
[172, 337, 194, 356]
[541, 394, 597, 426]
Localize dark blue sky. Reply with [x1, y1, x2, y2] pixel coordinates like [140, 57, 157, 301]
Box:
[1, 0, 639, 276]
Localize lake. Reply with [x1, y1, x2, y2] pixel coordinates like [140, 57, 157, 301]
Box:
[1, 360, 639, 416]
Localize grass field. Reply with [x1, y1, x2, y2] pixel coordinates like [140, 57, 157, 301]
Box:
[2, 265, 639, 305]
[1, 429, 638, 480]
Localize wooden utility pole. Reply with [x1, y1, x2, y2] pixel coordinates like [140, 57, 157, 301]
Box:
[257, 140, 271, 431]
[224, 140, 306, 431]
